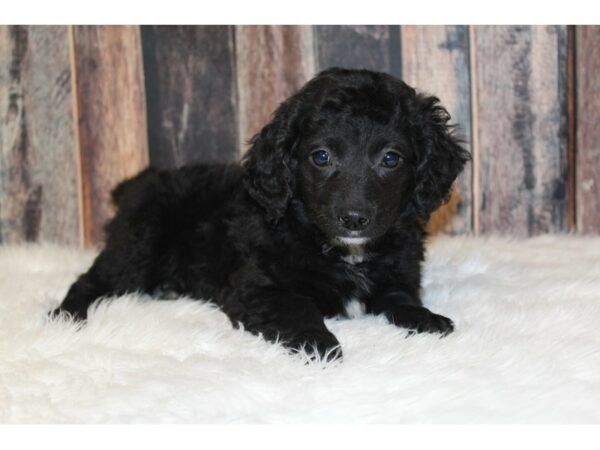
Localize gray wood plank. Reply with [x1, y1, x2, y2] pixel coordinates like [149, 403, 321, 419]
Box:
[0, 25, 82, 245]
[314, 25, 397, 74]
[142, 26, 238, 168]
[472, 25, 568, 235]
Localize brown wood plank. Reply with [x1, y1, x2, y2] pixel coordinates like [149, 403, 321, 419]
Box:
[472, 25, 568, 236]
[141, 26, 238, 168]
[235, 25, 315, 155]
[402, 25, 472, 235]
[576, 26, 600, 234]
[73, 25, 149, 246]
[0, 25, 82, 245]
[314, 25, 398, 75]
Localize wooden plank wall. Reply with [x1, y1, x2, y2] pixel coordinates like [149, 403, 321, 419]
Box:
[314, 25, 398, 74]
[236, 26, 314, 153]
[141, 25, 238, 167]
[73, 26, 149, 245]
[576, 26, 600, 234]
[0, 25, 599, 246]
[402, 25, 472, 235]
[471, 25, 569, 236]
[0, 26, 82, 245]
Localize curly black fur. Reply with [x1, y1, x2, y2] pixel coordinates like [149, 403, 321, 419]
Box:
[52, 68, 470, 361]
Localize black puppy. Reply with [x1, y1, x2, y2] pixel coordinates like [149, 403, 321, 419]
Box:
[52, 68, 470, 361]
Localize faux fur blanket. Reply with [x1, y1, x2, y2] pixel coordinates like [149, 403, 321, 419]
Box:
[1, 236, 599, 423]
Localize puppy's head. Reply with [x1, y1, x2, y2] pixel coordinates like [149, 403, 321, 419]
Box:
[243, 68, 470, 244]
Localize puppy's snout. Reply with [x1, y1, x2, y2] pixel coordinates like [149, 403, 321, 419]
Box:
[338, 211, 371, 231]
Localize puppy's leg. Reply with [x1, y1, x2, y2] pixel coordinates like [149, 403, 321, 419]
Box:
[367, 293, 454, 336]
[52, 176, 163, 321]
[221, 289, 343, 361]
[52, 245, 155, 321]
[52, 252, 111, 320]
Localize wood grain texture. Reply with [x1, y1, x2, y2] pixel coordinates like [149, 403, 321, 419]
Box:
[402, 25, 472, 235]
[576, 26, 600, 234]
[142, 26, 238, 168]
[235, 25, 315, 154]
[567, 25, 576, 232]
[314, 25, 399, 75]
[0, 26, 82, 245]
[73, 25, 149, 246]
[472, 25, 568, 236]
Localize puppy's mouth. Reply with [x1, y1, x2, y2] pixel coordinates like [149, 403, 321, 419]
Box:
[330, 226, 372, 246]
[334, 235, 370, 246]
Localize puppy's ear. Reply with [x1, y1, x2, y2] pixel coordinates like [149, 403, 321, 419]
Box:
[242, 97, 304, 224]
[410, 95, 471, 223]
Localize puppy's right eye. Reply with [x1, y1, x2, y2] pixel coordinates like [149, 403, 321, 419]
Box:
[311, 149, 331, 167]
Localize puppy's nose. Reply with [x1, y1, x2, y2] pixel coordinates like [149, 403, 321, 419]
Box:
[338, 211, 371, 231]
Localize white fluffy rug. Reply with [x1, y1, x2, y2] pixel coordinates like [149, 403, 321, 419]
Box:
[1, 236, 599, 423]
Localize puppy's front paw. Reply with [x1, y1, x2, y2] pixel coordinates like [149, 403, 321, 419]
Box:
[387, 305, 454, 337]
[49, 304, 88, 322]
[415, 312, 454, 336]
[284, 329, 343, 362]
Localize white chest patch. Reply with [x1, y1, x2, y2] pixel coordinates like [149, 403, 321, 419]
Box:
[344, 298, 366, 318]
[335, 236, 369, 265]
[342, 253, 364, 264]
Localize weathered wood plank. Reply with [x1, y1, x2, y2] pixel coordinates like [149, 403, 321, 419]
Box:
[576, 26, 600, 234]
[567, 25, 577, 232]
[314, 25, 397, 74]
[235, 25, 315, 155]
[141, 26, 237, 168]
[0, 25, 82, 245]
[402, 25, 472, 235]
[73, 25, 149, 246]
[472, 25, 568, 235]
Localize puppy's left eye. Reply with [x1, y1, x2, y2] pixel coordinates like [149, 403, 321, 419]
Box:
[311, 149, 331, 167]
[381, 151, 402, 169]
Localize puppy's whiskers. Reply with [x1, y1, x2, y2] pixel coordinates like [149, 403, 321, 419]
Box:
[321, 243, 334, 255]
